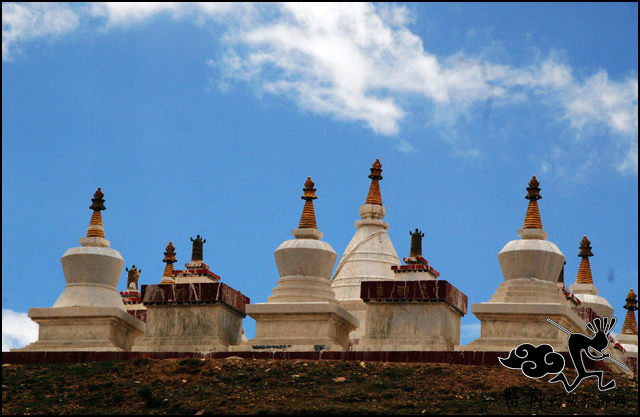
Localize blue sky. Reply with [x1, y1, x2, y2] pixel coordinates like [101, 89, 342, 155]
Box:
[2, 2, 638, 351]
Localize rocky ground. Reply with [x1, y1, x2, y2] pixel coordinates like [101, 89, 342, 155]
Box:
[2, 357, 637, 415]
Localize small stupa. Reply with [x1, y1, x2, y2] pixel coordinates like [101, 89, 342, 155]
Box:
[18, 188, 145, 351]
[331, 159, 400, 347]
[569, 236, 614, 319]
[134, 239, 249, 352]
[174, 235, 221, 284]
[159, 242, 178, 285]
[389, 229, 440, 280]
[238, 176, 359, 352]
[460, 176, 587, 352]
[360, 229, 467, 351]
[617, 289, 638, 372]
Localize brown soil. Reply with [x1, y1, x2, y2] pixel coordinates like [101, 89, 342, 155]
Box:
[2, 358, 637, 415]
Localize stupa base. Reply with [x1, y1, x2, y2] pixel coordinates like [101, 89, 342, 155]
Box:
[132, 303, 245, 352]
[457, 303, 586, 353]
[236, 302, 359, 352]
[360, 303, 462, 351]
[16, 306, 145, 352]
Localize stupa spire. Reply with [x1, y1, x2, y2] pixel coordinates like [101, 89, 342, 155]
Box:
[160, 241, 177, 284]
[365, 158, 383, 206]
[523, 176, 542, 229]
[621, 288, 638, 336]
[299, 176, 318, 229]
[86, 187, 106, 238]
[575, 235, 594, 285]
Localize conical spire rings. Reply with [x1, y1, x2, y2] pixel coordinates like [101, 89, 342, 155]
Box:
[523, 176, 542, 229]
[86, 187, 106, 238]
[365, 159, 383, 206]
[299, 177, 318, 229]
[621, 288, 638, 336]
[575, 235, 594, 285]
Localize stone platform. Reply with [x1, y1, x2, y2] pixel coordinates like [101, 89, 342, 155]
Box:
[20, 306, 145, 352]
[132, 282, 249, 352]
[360, 280, 467, 351]
[236, 302, 358, 352]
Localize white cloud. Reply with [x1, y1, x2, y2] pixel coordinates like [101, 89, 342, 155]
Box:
[217, 4, 637, 169]
[88, 2, 185, 25]
[2, 2, 79, 60]
[2, 309, 38, 351]
[564, 72, 638, 135]
[2, 2, 638, 173]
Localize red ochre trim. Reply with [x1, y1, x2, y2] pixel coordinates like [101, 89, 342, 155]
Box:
[360, 280, 467, 315]
[571, 305, 599, 324]
[560, 286, 581, 305]
[141, 282, 249, 315]
[1, 350, 617, 374]
[391, 256, 440, 277]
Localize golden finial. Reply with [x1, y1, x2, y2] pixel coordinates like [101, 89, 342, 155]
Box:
[523, 176, 542, 229]
[575, 235, 594, 285]
[299, 176, 318, 229]
[626, 288, 638, 310]
[578, 235, 594, 258]
[365, 158, 383, 206]
[525, 176, 541, 200]
[163, 241, 177, 263]
[86, 187, 106, 238]
[621, 288, 638, 335]
[160, 241, 177, 284]
[301, 176, 318, 200]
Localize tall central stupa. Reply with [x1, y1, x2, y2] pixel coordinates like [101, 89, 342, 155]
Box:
[331, 159, 400, 346]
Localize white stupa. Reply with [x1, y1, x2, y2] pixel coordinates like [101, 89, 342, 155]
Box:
[331, 159, 400, 347]
[460, 176, 587, 352]
[569, 236, 615, 319]
[240, 177, 359, 352]
[19, 188, 145, 351]
[617, 289, 638, 373]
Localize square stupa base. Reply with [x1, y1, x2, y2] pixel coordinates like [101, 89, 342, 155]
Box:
[456, 303, 587, 352]
[234, 302, 359, 352]
[132, 303, 244, 352]
[359, 302, 462, 351]
[17, 306, 145, 352]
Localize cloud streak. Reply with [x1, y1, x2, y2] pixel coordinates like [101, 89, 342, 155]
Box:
[2, 2, 637, 175]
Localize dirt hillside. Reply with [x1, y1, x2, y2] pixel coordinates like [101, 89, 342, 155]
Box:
[2, 358, 637, 415]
